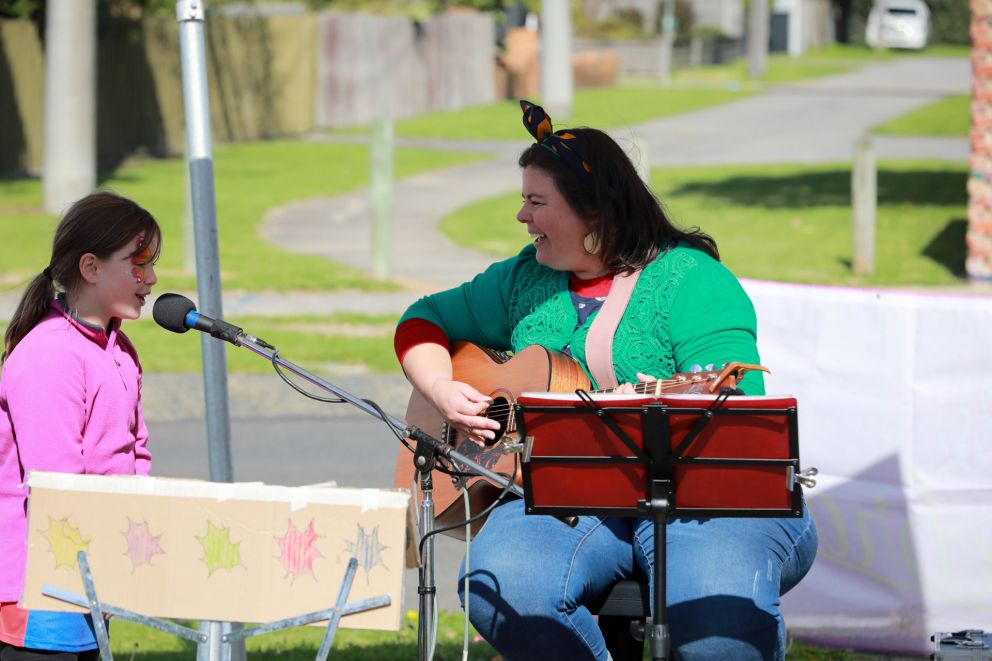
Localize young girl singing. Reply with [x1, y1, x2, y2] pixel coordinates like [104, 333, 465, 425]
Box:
[0, 191, 161, 659]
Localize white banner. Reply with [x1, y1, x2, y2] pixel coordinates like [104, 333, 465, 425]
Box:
[742, 280, 992, 654]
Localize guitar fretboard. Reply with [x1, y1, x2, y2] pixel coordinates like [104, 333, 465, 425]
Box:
[596, 373, 718, 396]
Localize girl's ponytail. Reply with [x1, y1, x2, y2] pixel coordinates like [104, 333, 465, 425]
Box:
[3, 271, 57, 362]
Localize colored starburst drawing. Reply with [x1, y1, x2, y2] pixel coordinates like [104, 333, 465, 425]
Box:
[276, 518, 322, 582]
[122, 518, 164, 571]
[41, 516, 90, 569]
[344, 524, 388, 584]
[196, 521, 242, 576]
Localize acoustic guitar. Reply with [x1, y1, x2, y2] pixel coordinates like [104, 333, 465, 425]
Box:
[392, 341, 766, 539]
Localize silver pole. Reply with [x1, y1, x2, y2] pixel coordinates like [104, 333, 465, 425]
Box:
[417, 485, 436, 660]
[175, 0, 233, 486]
[539, 0, 573, 120]
[175, 3, 241, 660]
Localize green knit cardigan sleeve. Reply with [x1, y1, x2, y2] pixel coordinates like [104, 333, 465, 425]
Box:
[398, 247, 528, 352]
[667, 254, 765, 395]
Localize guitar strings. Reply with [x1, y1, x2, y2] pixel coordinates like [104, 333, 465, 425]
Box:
[479, 378, 732, 416]
[478, 374, 735, 416]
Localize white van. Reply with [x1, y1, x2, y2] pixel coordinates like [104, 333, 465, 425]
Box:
[865, 0, 930, 50]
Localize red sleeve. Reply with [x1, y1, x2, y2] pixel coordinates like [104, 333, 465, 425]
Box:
[394, 318, 450, 363]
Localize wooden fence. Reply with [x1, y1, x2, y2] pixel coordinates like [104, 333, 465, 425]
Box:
[315, 11, 495, 128]
[0, 10, 496, 175]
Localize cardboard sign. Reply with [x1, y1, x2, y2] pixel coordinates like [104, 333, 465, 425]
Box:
[22, 473, 413, 630]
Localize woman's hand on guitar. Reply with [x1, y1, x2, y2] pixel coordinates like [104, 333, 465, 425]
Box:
[615, 372, 657, 394]
[429, 378, 501, 444]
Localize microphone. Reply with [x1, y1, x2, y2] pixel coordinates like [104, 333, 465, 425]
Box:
[152, 293, 248, 345]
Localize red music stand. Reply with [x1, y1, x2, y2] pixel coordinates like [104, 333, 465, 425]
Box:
[514, 390, 807, 661]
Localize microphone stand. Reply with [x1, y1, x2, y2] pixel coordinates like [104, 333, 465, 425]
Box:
[229, 333, 523, 660]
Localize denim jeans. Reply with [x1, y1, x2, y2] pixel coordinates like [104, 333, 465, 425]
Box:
[458, 498, 817, 661]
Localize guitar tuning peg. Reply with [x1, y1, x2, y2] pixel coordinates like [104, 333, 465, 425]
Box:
[688, 364, 702, 373]
[796, 467, 818, 489]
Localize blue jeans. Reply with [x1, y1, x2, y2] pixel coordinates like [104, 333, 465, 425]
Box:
[458, 498, 817, 661]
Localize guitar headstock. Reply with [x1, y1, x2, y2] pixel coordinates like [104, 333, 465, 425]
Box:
[707, 361, 770, 394]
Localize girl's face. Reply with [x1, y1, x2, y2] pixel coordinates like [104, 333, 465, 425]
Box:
[86, 233, 159, 326]
[516, 166, 606, 279]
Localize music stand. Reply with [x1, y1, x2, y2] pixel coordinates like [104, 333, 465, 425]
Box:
[514, 390, 809, 661]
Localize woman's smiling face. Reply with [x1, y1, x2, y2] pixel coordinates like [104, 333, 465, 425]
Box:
[516, 166, 607, 279]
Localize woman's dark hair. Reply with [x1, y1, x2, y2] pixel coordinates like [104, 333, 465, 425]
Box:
[3, 191, 161, 361]
[519, 127, 719, 272]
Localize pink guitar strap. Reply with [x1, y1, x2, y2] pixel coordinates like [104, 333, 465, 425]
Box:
[584, 269, 642, 390]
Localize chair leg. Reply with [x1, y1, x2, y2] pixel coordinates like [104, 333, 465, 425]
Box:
[599, 614, 645, 661]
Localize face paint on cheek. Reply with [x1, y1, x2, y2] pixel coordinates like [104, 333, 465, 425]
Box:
[130, 235, 152, 284]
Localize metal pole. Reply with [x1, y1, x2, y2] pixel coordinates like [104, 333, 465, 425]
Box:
[788, 0, 805, 58]
[370, 119, 394, 279]
[852, 135, 877, 276]
[417, 474, 436, 660]
[747, 0, 769, 79]
[176, 0, 233, 487]
[175, 2, 240, 659]
[657, 0, 676, 86]
[539, 0, 573, 120]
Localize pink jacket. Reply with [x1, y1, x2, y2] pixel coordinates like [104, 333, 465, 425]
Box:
[0, 301, 150, 601]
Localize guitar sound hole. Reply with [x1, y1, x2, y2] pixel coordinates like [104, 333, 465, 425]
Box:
[484, 396, 511, 447]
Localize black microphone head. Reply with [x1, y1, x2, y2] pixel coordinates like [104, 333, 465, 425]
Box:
[152, 293, 196, 334]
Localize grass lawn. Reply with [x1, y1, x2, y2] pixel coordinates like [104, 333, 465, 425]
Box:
[338, 47, 889, 142]
[677, 43, 970, 86]
[103, 613, 898, 660]
[872, 94, 970, 137]
[441, 160, 968, 287]
[0, 311, 399, 375]
[107, 611, 499, 660]
[383, 83, 754, 141]
[123, 312, 400, 374]
[0, 140, 485, 296]
[674, 46, 877, 85]
[329, 45, 971, 144]
[103, 615, 915, 659]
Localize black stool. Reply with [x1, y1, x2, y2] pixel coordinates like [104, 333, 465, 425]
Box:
[593, 578, 651, 660]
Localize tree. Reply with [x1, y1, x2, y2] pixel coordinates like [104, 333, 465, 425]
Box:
[42, 0, 97, 214]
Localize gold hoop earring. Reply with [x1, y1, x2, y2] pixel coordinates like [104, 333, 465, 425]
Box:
[583, 232, 601, 255]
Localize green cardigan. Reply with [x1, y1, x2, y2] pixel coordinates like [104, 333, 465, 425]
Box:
[400, 243, 764, 394]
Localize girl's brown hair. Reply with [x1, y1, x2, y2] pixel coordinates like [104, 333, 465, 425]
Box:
[2, 191, 161, 361]
[519, 128, 719, 272]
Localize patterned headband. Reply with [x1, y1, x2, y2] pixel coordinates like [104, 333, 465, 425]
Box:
[520, 100, 592, 185]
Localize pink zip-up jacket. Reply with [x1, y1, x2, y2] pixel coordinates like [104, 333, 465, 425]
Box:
[0, 301, 150, 601]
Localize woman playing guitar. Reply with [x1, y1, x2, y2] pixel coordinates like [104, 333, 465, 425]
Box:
[393, 101, 818, 661]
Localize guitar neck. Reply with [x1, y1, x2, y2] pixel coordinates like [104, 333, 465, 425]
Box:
[594, 374, 716, 396]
